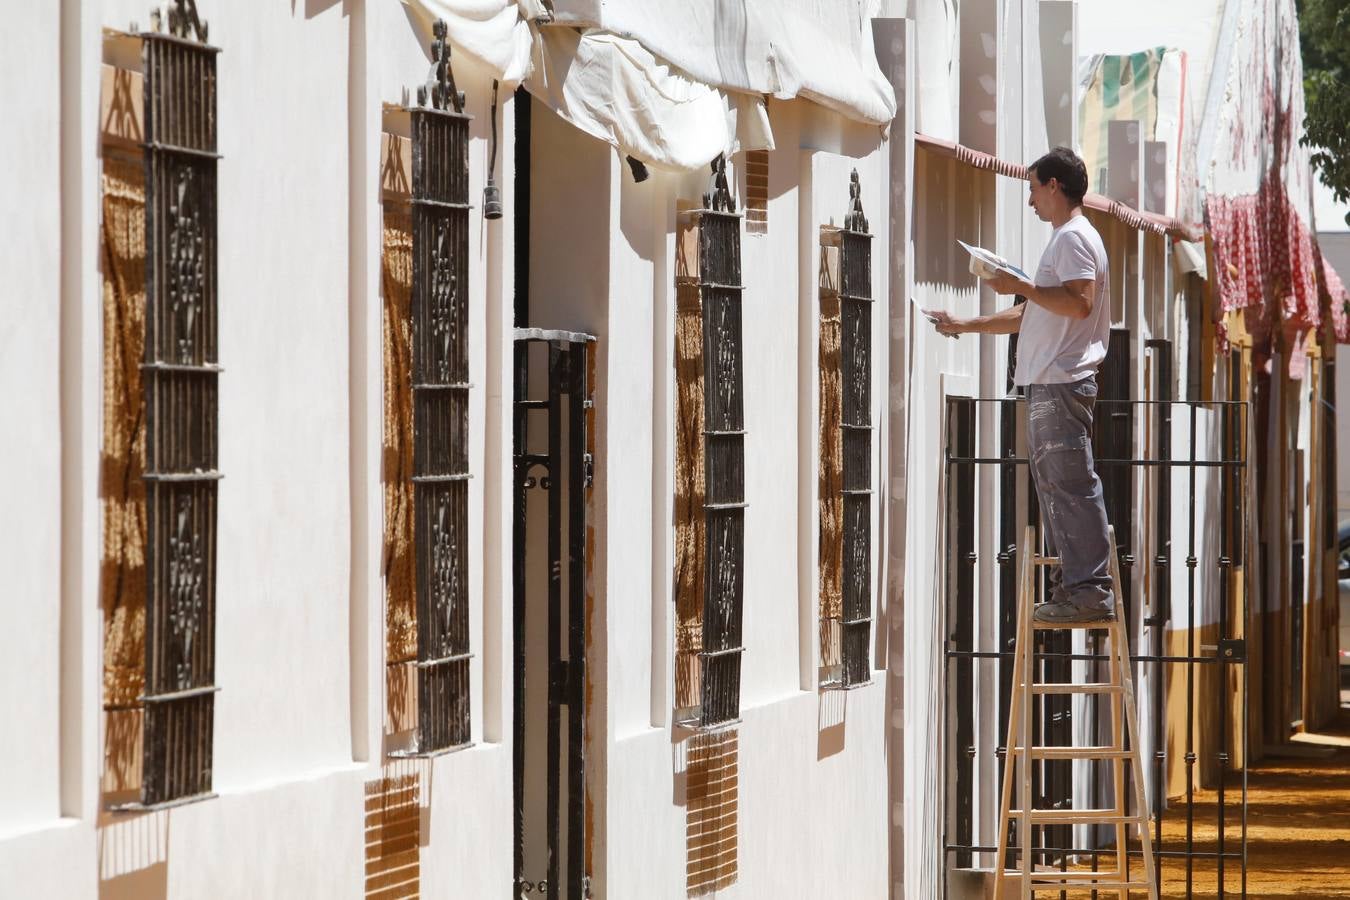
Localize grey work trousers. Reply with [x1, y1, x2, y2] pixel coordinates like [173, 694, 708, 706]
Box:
[1026, 377, 1115, 612]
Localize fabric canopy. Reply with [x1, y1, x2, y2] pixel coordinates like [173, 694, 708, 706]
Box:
[399, 0, 537, 83]
[527, 27, 773, 173]
[1202, 0, 1334, 349]
[402, 0, 892, 171]
[563, 0, 897, 125]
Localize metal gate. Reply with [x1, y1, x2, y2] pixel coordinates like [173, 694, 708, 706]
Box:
[512, 329, 594, 899]
[942, 374, 1251, 895]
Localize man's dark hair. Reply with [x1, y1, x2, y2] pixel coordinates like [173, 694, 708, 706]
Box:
[1028, 147, 1089, 205]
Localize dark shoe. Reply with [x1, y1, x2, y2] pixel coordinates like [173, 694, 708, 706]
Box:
[1033, 601, 1116, 625]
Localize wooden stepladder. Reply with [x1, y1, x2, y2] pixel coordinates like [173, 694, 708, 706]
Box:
[993, 527, 1158, 898]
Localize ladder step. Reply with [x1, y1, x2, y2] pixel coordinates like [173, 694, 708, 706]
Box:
[1008, 808, 1147, 824]
[1000, 870, 1129, 883]
[1026, 882, 1150, 892]
[1030, 682, 1123, 694]
[1013, 745, 1134, 760]
[1033, 618, 1117, 630]
[1031, 556, 1061, 566]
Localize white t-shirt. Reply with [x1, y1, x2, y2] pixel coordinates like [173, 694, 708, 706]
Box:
[1013, 214, 1111, 386]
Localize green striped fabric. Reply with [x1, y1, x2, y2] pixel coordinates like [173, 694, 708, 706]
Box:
[1078, 47, 1168, 194]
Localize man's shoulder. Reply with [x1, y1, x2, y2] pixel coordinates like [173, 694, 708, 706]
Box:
[1057, 216, 1106, 257]
[1062, 213, 1102, 240]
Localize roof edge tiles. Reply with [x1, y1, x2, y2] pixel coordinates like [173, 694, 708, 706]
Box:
[915, 133, 1203, 242]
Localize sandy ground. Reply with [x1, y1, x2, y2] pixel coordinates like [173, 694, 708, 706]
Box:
[1044, 703, 1350, 898]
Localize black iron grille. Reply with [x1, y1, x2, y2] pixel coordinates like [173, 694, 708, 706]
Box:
[699, 206, 745, 727]
[677, 154, 747, 730]
[139, 3, 220, 808]
[838, 173, 873, 689]
[819, 172, 874, 690]
[409, 23, 472, 753]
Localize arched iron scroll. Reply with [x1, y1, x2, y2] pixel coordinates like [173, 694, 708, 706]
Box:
[702, 153, 738, 214]
[845, 168, 869, 234]
[150, 0, 208, 42]
[417, 19, 465, 114]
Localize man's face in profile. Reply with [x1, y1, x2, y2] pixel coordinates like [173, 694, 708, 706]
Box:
[1027, 172, 1056, 222]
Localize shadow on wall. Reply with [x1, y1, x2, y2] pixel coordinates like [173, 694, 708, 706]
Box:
[364, 760, 430, 900]
[914, 149, 983, 289]
[98, 808, 168, 900]
[293, 0, 344, 20]
[673, 730, 739, 894]
[102, 708, 143, 800]
[817, 688, 847, 760]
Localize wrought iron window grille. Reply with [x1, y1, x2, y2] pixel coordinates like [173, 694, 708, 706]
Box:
[819, 170, 873, 691]
[108, 0, 221, 813]
[387, 18, 475, 758]
[675, 154, 747, 731]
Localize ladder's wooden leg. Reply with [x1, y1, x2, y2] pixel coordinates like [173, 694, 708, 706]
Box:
[1109, 538, 1159, 900]
[1018, 526, 1035, 900]
[1108, 619, 1129, 900]
[994, 533, 1033, 900]
[1116, 605, 1159, 899]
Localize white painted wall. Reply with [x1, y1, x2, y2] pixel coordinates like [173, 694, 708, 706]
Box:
[0, 0, 63, 840]
[525, 95, 892, 896]
[207, 0, 355, 787]
[7, 3, 1205, 898]
[1316, 180, 1350, 529]
[2, 1, 514, 897]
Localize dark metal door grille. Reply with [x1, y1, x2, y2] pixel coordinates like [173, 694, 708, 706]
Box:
[948, 399, 976, 864]
[408, 21, 472, 755]
[690, 155, 746, 729]
[943, 396, 1251, 896]
[512, 330, 594, 900]
[134, 0, 221, 810]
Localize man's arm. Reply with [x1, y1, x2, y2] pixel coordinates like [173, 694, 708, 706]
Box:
[987, 271, 1096, 319]
[929, 301, 1025, 335]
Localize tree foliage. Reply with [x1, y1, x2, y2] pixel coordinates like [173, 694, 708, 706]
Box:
[1299, 0, 1350, 224]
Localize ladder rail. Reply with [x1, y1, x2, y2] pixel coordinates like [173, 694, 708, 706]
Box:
[1109, 603, 1129, 900]
[993, 527, 1159, 900]
[1110, 544, 1159, 896]
[1019, 527, 1034, 900]
[992, 531, 1033, 899]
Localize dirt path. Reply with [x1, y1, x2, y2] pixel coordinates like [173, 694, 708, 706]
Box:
[1053, 705, 1350, 897]
[1150, 704, 1350, 898]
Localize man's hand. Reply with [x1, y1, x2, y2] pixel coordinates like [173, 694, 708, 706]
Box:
[986, 271, 1033, 297]
[926, 309, 963, 338]
[922, 301, 1026, 336]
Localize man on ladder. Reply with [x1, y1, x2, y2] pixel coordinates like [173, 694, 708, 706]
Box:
[930, 149, 1158, 897]
[929, 146, 1115, 624]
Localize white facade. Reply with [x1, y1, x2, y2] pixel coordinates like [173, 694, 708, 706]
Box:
[2, 2, 896, 898]
[4, 2, 1330, 899]
[2, 2, 513, 897]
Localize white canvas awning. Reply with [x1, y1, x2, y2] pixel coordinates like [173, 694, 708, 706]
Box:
[401, 0, 893, 171]
[527, 27, 774, 173]
[399, 0, 538, 83]
[553, 0, 898, 126]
